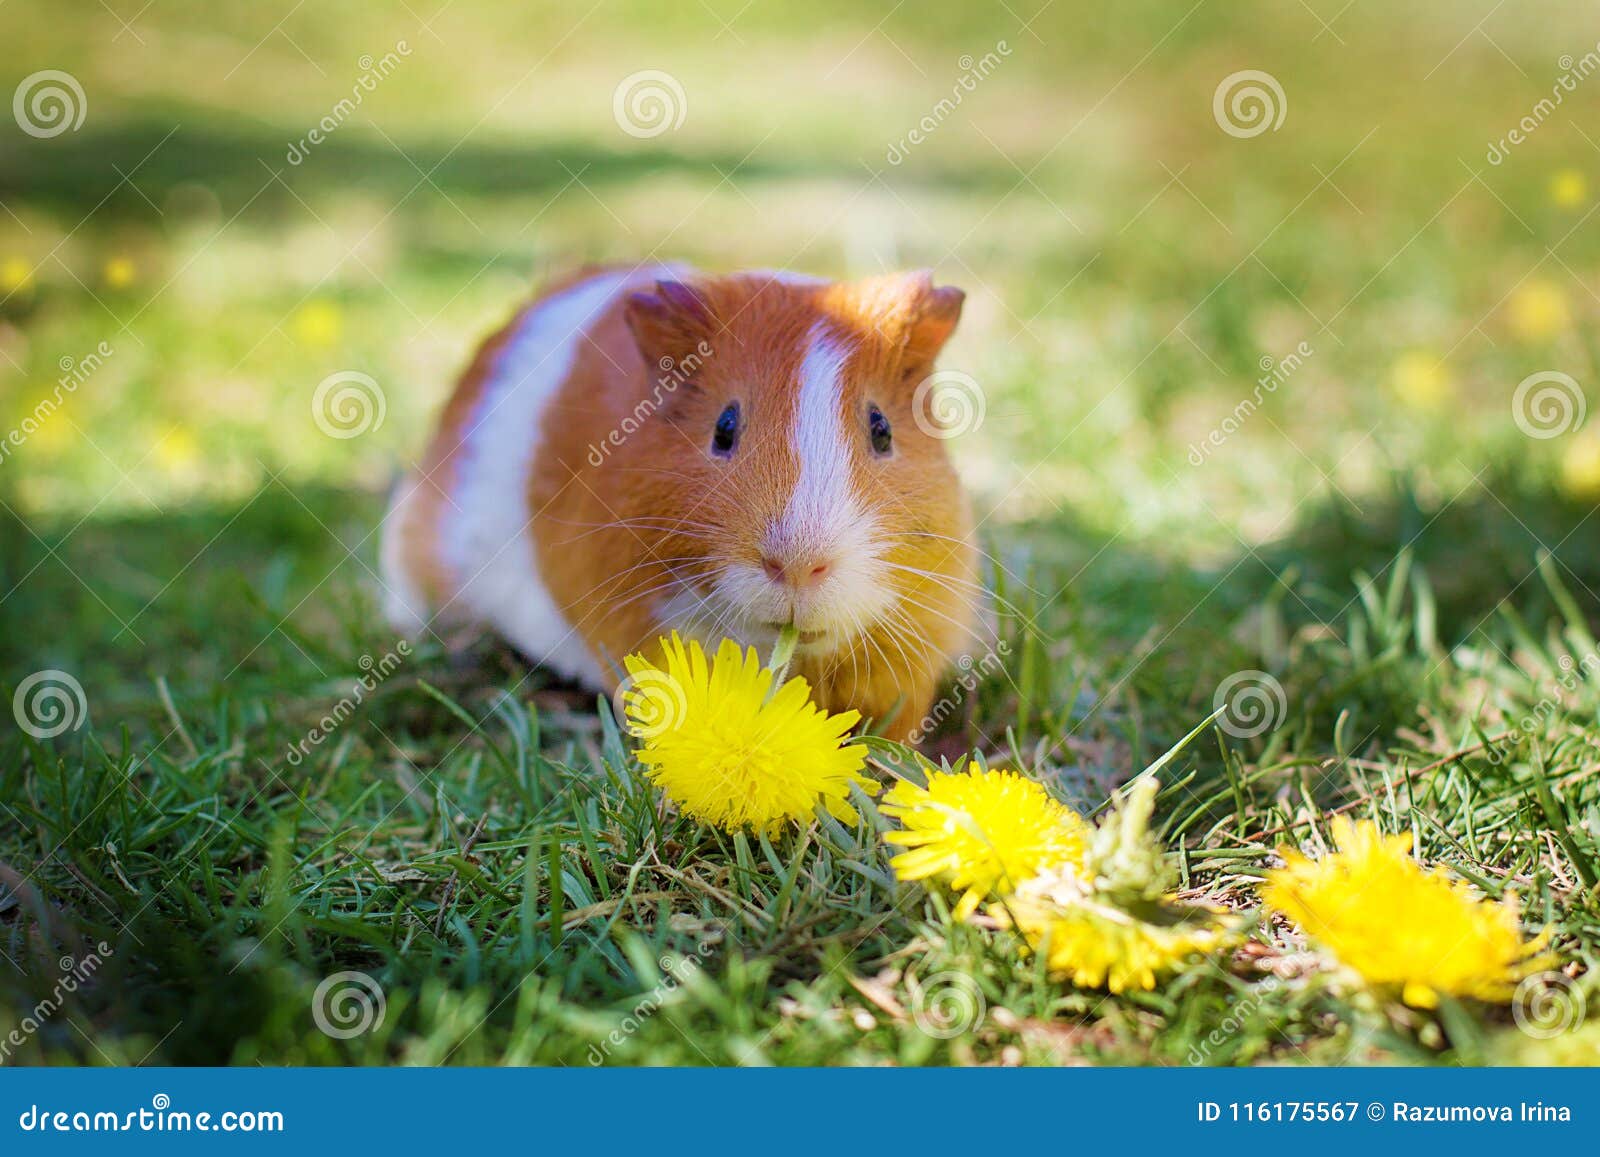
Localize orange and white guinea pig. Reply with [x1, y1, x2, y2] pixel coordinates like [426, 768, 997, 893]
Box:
[380, 264, 980, 742]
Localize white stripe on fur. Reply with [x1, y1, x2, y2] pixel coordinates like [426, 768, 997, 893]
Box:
[781, 324, 855, 549]
[439, 265, 680, 687]
[702, 321, 894, 650]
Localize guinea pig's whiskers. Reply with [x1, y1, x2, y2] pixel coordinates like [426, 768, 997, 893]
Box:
[877, 604, 940, 671]
[602, 562, 718, 618]
[543, 515, 721, 545]
[841, 602, 874, 687]
[865, 600, 922, 677]
[880, 558, 1017, 635]
[892, 532, 1037, 618]
[656, 567, 751, 650]
[847, 616, 887, 687]
[600, 579, 695, 618]
[879, 557, 988, 597]
[888, 584, 990, 650]
[594, 555, 711, 596]
[879, 558, 981, 602]
[899, 528, 1001, 563]
[871, 620, 911, 685]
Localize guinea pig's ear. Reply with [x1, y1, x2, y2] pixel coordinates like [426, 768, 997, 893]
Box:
[624, 279, 715, 365]
[901, 274, 965, 368]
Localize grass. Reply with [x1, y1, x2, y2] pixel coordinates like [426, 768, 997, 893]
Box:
[3, 0, 1600, 1065]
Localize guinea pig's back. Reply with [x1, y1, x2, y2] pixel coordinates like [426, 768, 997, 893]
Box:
[380, 263, 682, 683]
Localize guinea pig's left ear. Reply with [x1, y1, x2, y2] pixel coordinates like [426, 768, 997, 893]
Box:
[903, 274, 965, 366]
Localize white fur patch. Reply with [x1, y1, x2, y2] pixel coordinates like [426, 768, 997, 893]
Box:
[432, 264, 680, 687]
[379, 480, 431, 635]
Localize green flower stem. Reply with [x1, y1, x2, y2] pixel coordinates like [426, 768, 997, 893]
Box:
[766, 623, 800, 689]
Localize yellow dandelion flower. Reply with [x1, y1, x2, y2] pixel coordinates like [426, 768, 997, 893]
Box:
[291, 300, 342, 347]
[1388, 350, 1453, 411]
[1507, 280, 1571, 342]
[998, 873, 1238, 993]
[881, 764, 1088, 920]
[1560, 429, 1600, 500]
[622, 633, 873, 835]
[103, 256, 136, 289]
[1550, 169, 1587, 209]
[1263, 817, 1553, 1007]
[2, 257, 35, 295]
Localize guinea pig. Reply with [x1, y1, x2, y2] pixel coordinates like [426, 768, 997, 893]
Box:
[380, 264, 981, 742]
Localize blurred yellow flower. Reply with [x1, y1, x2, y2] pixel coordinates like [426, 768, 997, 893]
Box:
[1263, 817, 1552, 1007]
[153, 425, 200, 473]
[2, 257, 35, 295]
[1507, 280, 1571, 342]
[103, 256, 137, 289]
[292, 300, 343, 347]
[623, 633, 873, 834]
[1560, 429, 1600, 500]
[1550, 169, 1587, 209]
[999, 872, 1238, 993]
[882, 764, 1088, 920]
[1389, 350, 1453, 410]
[19, 389, 73, 452]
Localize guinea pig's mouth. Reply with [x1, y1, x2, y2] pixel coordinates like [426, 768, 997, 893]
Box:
[759, 622, 828, 646]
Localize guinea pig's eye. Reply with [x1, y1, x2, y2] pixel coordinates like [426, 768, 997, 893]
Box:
[867, 404, 893, 456]
[711, 402, 740, 457]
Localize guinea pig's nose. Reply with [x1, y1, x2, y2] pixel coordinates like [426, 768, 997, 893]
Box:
[762, 555, 832, 590]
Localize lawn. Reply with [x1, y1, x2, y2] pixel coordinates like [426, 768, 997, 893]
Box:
[2, 0, 1599, 1065]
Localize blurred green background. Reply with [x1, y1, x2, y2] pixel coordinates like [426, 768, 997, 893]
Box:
[4, 0, 1600, 1067]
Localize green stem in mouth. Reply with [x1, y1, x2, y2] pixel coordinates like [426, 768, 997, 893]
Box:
[766, 623, 800, 689]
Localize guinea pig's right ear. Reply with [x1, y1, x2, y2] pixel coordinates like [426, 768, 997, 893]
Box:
[623, 280, 716, 366]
